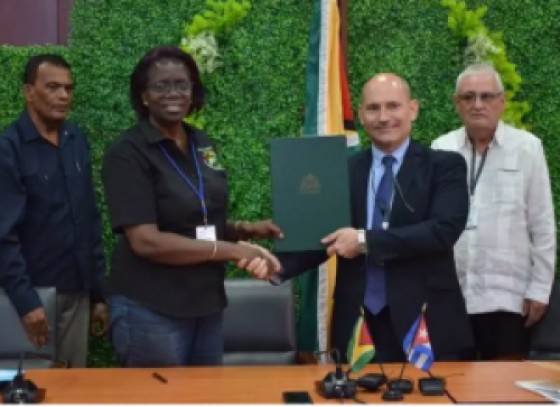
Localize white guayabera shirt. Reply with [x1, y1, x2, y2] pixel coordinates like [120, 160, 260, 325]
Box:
[431, 121, 556, 315]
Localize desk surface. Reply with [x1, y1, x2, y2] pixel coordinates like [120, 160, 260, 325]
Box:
[435, 361, 559, 404]
[18, 361, 559, 403]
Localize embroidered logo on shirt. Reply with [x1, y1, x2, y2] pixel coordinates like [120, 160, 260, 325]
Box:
[198, 147, 224, 170]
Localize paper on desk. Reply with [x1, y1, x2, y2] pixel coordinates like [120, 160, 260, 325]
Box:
[0, 369, 18, 381]
[516, 379, 560, 403]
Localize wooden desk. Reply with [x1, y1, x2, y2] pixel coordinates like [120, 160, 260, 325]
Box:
[24, 365, 445, 404]
[15, 362, 558, 403]
[530, 361, 560, 373]
[432, 361, 559, 404]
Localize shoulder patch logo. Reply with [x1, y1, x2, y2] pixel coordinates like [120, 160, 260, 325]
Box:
[198, 146, 224, 170]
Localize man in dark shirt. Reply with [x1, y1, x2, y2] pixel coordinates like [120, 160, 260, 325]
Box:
[0, 54, 108, 367]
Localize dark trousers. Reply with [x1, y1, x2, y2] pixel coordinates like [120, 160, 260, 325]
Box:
[364, 306, 406, 363]
[470, 311, 530, 360]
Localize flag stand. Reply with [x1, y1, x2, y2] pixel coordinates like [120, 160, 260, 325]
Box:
[383, 303, 431, 401]
[418, 371, 446, 396]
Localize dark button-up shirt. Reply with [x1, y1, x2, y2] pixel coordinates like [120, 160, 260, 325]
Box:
[0, 110, 105, 316]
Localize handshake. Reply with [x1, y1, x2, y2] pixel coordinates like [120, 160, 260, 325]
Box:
[234, 220, 365, 281]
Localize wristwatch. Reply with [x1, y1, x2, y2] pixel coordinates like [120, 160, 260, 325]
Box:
[357, 229, 367, 254]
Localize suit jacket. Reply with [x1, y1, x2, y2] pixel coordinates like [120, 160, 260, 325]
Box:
[280, 140, 474, 360]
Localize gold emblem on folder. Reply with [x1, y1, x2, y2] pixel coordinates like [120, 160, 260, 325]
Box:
[299, 173, 321, 195]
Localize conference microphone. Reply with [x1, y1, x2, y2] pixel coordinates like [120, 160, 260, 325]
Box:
[1, 353, 46, 404]
[355, 374, 387, 394]
[315, 349, 357, 400]
[383, 361, 413, 401]
[353, 359, 387, 392]
[382, 313, 422, 402]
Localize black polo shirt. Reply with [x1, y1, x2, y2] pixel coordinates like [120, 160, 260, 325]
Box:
[102, 120, 229, 318]
[0, 110, 106, 317]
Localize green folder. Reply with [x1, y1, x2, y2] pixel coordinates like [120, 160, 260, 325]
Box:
[270, 136, 351, 252]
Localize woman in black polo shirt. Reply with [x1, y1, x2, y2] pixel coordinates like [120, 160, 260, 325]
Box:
[102, 46, 281, 367]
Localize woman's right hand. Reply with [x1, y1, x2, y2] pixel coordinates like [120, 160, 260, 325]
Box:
[235, 241, 281, 280]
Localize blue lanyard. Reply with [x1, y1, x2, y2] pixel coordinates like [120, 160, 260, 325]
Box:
[158, 142, 208, 224]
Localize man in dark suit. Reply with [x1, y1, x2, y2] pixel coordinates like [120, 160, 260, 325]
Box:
[249, 73, 474, 362]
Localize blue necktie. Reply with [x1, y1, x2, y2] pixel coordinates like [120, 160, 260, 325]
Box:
[364, 155, 396, 315]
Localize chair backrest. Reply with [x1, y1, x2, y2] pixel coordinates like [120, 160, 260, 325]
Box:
[0, 287, 57, 369]
[223, 279, 297, 365]
[528, 280, 560, 360]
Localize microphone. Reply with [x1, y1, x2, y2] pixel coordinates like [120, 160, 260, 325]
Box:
[383, 307, 427, 401]
[1, 353, 46, 404]
[352, 353, 387, 392]
[384, 364, 413, 401]
[377, 178, 414, 230]
[355, 371, 387, 393]
[315, 349, 357, 400]
[350, 349, 408, 400]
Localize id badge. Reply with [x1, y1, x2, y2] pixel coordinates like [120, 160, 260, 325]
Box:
[196, 225, 217, 241]
[466, 206, 478, 229]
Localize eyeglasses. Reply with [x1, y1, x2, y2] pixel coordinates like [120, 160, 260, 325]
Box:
[456, 92, 502, 104]
[148, 81, 193, 95]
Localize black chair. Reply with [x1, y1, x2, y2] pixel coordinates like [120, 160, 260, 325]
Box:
[528, 280, 560, 360]
[223, 279, 297, 365]
[0, 287, 57, 369]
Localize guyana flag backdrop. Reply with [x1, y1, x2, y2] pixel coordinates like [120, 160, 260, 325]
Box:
[297, 0, 359, 359]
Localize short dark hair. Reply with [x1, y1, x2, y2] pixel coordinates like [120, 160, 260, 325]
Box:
[130, 46, 205, 119]
[23, 54, 71, 85]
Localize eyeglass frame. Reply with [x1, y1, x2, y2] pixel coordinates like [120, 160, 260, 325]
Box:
[455, 91, 503, 105]
[147, 80, 193, 95]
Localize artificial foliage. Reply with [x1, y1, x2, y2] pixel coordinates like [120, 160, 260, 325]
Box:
[180, 0, 252, 128]
[1, 1, 559, 367]
[184, 0, 251, 38]
[441, 0, 530, 128]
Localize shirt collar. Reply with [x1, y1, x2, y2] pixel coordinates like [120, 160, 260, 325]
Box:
[137, 119, 198, 146]
[370, 138, 410, 166]
[17, 109, 74, 143]
[459, 121, 505, 149]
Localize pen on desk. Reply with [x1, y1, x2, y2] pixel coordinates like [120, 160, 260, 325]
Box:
[152, 372, 168, 384]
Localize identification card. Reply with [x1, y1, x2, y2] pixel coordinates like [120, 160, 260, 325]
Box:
[196, 225, 217, 241]
[466, 206, 478, 229]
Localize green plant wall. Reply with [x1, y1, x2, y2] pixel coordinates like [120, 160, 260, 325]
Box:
[1, 0, 559, 366]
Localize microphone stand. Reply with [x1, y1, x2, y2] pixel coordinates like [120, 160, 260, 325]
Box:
[418, 369, 447, 396]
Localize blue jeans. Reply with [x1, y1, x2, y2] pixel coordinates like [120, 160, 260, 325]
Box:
[110, 295, 223, 367]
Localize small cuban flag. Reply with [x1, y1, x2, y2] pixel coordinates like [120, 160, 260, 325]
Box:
[402, 303, 434, 371]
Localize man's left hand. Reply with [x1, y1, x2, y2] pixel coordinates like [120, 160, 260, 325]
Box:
[321, 227, 361, 258]
[90, 302, 109, 337]
[522, 299, 548, 328]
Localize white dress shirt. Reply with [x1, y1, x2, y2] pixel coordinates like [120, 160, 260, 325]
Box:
[431, 121, 556, 314]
